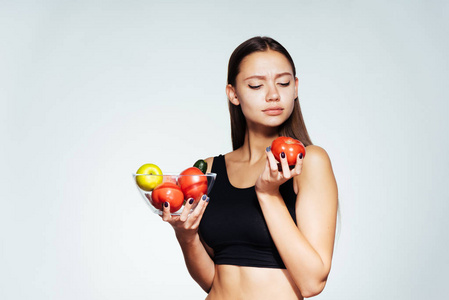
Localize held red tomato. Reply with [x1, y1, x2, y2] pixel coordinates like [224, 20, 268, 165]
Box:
[271, 136, 306, 166]
[151, 182, 184, 213]
[178, 167, 208, 201]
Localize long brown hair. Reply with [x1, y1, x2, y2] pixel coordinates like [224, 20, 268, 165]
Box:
[227, 36, 313, 150]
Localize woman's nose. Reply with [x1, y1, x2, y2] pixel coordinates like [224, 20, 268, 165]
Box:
[266, 84, 280, 102]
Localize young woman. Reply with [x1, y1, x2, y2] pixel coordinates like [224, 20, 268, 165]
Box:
[161, 36, 338, 299]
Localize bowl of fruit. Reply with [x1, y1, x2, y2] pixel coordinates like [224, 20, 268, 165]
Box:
[133, 160, 217, 215]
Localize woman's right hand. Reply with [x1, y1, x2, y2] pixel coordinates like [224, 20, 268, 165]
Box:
[160, 195, 210, 243]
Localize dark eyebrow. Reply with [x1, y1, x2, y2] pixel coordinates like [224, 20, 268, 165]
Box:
[244, 72, 293, 81]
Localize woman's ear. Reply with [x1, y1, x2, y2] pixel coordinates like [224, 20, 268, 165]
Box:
[294, 77, 299, 99]
[226, 84, 240, 106]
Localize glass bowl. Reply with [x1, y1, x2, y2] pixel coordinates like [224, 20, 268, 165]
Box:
[132, 173, 217, 215]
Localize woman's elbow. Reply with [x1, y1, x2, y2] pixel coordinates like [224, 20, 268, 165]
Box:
[301, 280, 327, 298]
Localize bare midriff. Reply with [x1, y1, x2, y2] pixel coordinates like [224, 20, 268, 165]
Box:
[205, 265, 303, 300]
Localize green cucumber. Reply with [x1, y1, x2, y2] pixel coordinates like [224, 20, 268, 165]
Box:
[193, 159, 207, 174]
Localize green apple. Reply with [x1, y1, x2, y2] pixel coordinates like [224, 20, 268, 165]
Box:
[136, 163, 163, 191]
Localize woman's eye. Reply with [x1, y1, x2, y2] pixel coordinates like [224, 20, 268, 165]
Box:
[248, 84, 262, 89]
[279, 81, 290, 87]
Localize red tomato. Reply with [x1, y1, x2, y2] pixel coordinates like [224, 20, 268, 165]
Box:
[271, 136, 306, 166]
[151, 182, 184, 213]
[178, 167, 208, 200]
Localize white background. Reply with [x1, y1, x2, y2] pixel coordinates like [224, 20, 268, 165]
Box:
[1, 0, 448, 299]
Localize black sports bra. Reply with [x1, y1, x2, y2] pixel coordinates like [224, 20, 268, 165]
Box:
[199, 154, 297, 269]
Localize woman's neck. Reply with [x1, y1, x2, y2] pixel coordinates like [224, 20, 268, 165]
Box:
[239, 128, 278, 164]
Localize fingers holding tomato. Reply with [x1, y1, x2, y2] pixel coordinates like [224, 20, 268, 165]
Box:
[277, 150, 304, 178]
[161, 201, 172, 222]
[189, 195, 210, 229]
[265, 146, 293, 180]
[278, 151, 293, 178]
[256, 139, 306, 194]
[291, 152, 304, 176]
[178, 197, 195, 222]
[161, 195, 210, 240]
[265, 148, 280, 174]
[271, 136, 306, 166]
[270, 136, 305, 177]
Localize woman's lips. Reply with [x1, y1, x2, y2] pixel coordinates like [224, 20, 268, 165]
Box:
[263, 108, 284, 116]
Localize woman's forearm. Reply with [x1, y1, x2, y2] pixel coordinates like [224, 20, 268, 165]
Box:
[176, 233, 215, 293]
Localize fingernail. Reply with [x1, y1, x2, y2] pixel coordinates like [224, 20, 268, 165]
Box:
[188, 198, 194, 205]
[266, 146, 271, 152]
[299, 153, 303, 159]
[281, 152, 285, 159]
[164, 202, 169, 207]
[202, 195, 207, 201]
[206, 197, 210, 203]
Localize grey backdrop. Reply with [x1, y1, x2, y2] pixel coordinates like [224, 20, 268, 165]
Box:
[1, 0, 448, 299]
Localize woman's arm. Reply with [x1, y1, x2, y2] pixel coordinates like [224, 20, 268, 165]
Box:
[160, 156, 216, 293]
[164, 200, 215, 292]
[256, 145, 338, 297]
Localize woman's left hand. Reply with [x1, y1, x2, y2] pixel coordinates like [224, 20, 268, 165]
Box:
[255, 147, 303, 195]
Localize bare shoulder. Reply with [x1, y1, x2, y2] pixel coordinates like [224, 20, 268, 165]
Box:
[203, 157, 215, 173]
[304, 145, 332, 166]
[203, 150, 234, 173]
[296, 145, 336, 192]
[203, 149, 242, 173]
[222, 149, 242, 162]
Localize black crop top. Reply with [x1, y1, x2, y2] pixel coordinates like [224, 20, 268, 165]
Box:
[199, 154, 297, 269]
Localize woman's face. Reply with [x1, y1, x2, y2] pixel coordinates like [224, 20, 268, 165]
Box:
[228, 50, 298, 131]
